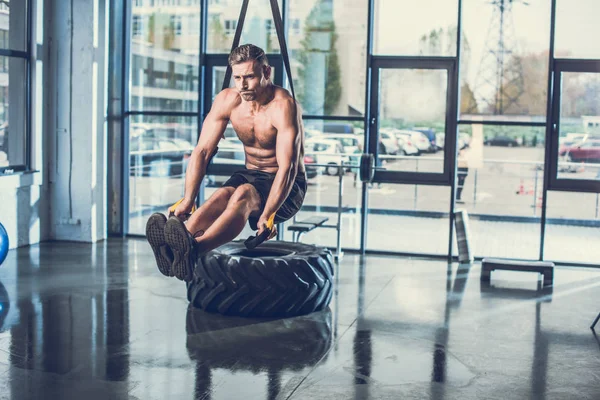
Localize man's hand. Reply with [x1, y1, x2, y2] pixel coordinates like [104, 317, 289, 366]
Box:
[257, 213, 277, 240]
[170, 198, 195, 221]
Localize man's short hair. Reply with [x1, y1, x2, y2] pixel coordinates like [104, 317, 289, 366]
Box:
[228, 44, 269, 67]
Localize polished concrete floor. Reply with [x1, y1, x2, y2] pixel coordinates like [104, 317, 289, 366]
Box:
[0, 239, 599, 400]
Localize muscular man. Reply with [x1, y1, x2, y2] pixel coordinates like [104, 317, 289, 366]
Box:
[146, 44, 307, 282]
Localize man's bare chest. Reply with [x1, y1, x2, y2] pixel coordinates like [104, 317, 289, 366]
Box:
[230, 108, 277, 149]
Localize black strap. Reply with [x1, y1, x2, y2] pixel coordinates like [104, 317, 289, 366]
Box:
[221, 0, 296, 104]
[222, 0, 250, 91]
[268, 0, 296, 102]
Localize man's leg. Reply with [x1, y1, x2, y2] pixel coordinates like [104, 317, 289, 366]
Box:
[185, 186, 236, 236]
[194, 184, 262, 253]
[164, 183, 262, 281]
[147, 187, 235, 278]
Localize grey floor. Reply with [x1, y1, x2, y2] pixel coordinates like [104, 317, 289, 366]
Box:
[0, 239, 599, 399]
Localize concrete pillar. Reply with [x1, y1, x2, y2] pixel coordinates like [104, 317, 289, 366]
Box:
[46, 0, 107, 242]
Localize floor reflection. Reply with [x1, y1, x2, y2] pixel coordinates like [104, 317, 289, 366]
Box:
[0, 240, 599, 399]
[186, 306, 333, 399]
[0, 280, 8, 330]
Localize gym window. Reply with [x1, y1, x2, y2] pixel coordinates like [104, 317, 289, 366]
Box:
[0, 0, 31, 174]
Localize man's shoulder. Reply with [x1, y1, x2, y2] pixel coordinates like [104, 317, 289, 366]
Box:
[220, 88, 242, 103]
[270, 87, 296, 111]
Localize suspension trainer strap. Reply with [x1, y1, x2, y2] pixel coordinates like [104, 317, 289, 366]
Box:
[222, 0, 296, 105]
[269, 0, 296, 103]
[222, 0, 250, 91]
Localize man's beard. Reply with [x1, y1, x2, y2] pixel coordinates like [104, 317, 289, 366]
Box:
[241, 91, 256, 101]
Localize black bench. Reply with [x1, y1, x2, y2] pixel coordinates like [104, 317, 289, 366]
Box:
[481, 258, 554, 287]
[287, 216, 329, 242]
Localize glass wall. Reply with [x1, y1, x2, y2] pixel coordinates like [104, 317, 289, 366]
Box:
[460, 0, 551, 121]
[1, 0, 27, 51]
[555, 72, 600, 180]
[377, 68, 448, 173]
[129, 1, 200, 112]
[128, 115, 196, 234]
[126, 0, 202, 232]
[455, 124, 546, 260]
[367, 184, 451, 255]
[206, 0, 282, 54]
[544, 191, 600, 264]
[289, 0, 368, 117]
[373, 0, 459, 57]
[119, 0, 600, 266]
[0, 0, 29, 172]
[555, 0, 600, 59]
[276, 118, 365, 249]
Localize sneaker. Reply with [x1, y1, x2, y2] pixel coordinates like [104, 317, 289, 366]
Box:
[164, 216, 197, 282]
[146, 213, 173, 277]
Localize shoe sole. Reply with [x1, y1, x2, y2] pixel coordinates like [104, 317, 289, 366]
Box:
[146, 213, 173, 277]
[164, 217, 195, 282]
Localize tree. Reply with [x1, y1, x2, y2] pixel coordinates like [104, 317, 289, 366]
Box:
[420, 26, 477, 114]
[324, 30, 341, 115]
[498, 51, 548, 116]
[208, 17, 227, 52]
[296, 0, 342, 115]
[461, 83, 478, 114]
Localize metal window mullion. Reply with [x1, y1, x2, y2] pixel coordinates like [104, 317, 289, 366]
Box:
[458, 120, 547, 127]
[540, 0, 558, 260]
[448, 0, 463, 262]
[121, 0, 131, 235]
[360, 0, 376, 254]
[302, 115, 364, 121]
[0, 49, 29, 58]
[26, 0, 33, 170]
[125, 110, 199, 117]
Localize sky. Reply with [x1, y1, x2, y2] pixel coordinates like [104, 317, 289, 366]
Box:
[375, 0, 600, 86]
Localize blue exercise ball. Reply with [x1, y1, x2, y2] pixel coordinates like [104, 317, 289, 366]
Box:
[0, 222, 8, 266]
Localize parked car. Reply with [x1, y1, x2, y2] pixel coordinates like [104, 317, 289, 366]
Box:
[322, 122, 355, 134]
[305, 138, 350, 176]
[323, 133, 362, 167]
[484, 135, 519, 147]
[393, 132, 421, 156]
[378, 129, 400, 155]
[411, 127, 437, 152]
[559, 139, 600, 163]
[435, 132, 445, 150]
[129, 136, 192, 177]
[303, 154, 318, 179]
[394, 130, 430, 154]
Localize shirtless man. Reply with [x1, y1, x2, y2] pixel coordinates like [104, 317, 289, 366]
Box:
[146, 44, 306, 282]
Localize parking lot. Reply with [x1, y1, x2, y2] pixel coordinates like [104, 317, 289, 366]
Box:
[129, 145, 600, 233]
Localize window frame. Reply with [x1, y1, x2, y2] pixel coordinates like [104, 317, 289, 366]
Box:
[0, 0, 32, 175]
[547, 59, 600, 193]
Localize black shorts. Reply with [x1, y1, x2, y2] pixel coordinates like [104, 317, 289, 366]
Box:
[222, 169, 307, 230]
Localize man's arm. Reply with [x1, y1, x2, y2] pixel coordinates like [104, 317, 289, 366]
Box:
[175, 90, 235, 216]
[258, 98, 301, 233]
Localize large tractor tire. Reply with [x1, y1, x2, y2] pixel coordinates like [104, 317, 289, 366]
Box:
[186, 240, 335, 318]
